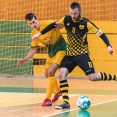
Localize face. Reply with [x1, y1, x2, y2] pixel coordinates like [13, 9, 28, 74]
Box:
[70, 7, 81, 21]
[26, 17, 40, 30]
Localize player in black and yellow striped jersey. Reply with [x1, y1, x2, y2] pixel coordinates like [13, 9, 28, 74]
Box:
[17, 13, 67, 106]
[32, 2, 116, 109]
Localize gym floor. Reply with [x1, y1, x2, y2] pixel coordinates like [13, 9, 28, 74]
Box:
[0, 78, 117, 117]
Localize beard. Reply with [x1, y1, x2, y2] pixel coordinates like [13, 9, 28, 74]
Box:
[75, 14, 81, 21]
[72, 14, 81, 21]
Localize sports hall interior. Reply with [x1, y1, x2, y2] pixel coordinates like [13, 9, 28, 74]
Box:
[0, 0, 117, 117]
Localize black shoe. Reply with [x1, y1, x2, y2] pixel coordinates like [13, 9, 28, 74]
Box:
[55, 102, 70, 109]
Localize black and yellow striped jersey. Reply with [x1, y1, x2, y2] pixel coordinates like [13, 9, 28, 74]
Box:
[56, 15, 101, 56]
[40, 16, 111, 56]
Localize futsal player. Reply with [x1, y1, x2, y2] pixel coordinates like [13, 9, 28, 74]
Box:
[32, 2, 116, 109]
[17, 13, 67, 106]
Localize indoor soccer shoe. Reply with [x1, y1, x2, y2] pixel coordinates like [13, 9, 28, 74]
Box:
[55, 102, 70, 109]
[52, 92, 62, 102]
[42, 98, 52, 106]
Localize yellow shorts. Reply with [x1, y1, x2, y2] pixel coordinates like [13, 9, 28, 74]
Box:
[45, 51, 66, 69]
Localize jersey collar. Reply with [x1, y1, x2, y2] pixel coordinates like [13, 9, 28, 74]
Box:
[72, 16, 82, 23]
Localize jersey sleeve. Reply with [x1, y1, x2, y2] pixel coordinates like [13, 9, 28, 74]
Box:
[56, 16, 65, 25]
[31, 31, 47, 47]
[87, 22, 99, 33]
[87, 22, 104, 36]
[40, 17, 65, 35]
[87, 21, 111, 46]
[41, 22, 56, 35]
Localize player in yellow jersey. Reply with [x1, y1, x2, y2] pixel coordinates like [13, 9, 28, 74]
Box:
[32, 2, 117, 109]
[17, 13, 67, 106]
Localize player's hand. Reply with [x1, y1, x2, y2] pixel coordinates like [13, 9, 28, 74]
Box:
[32, 32, 41, 41]
[17, 58, 27, 67]
[107, 46, 113, 55]
[55, 23, 64, 29]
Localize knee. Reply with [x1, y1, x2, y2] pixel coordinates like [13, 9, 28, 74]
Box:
[48, 68, 55, 77]
[58, 70, 66, 81]
[87, 74, 96, 81]
[58, 72, 63, 81]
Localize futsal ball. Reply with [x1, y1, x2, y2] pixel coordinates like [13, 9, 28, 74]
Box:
[77, 96, 91, 109]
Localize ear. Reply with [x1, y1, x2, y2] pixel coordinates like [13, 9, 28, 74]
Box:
[80, 10, 82, 14]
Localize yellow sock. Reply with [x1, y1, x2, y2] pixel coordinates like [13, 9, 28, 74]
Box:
[46, 77, 56, 100]
[53, 78, 61, 94]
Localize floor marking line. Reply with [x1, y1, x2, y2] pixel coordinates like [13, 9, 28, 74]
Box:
[0, 93, 117, 117]
[43, 98, 117, 117]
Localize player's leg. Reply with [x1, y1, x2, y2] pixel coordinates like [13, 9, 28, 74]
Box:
[76, 54, 117, 81]
[46, 63, 61, 103]
[55, 67, 70, 109]
[100, 72, 117, 81]
[87, 72, 117, 81]
[55, 55, 76, 109]
[42, 57, 54, 106]
[42, 51, 65, 106]
[75, 54, 96, 80]
[42, 66, 61, 106]
[51, 51, 66, 102]
[52, 77, 62, 102]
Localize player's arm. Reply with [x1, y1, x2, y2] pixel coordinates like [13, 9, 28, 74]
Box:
[32, 22, 56, 40]
[32, 17, 65, 40]
[87, 22, 113, 55]
[41, 17, 65, 34]
[22, 47, 38, 61]
[17, 32, 39, 67]
[17, 47, 38, 66]
[98, 32, 113, 55]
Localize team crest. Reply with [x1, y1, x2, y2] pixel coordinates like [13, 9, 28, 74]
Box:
[44, 37, 50, 42]
[79, 25, 84, 29]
